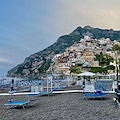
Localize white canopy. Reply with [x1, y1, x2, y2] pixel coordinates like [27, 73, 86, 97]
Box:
[95, 72, 103, 76]
[77, 72, 95, 76]
[107, 73, 120, 76]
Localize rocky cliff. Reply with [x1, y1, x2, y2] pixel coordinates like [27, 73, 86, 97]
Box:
[7, 26, 120, 78]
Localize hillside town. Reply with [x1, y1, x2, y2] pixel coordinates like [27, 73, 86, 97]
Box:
[48, 36, 120, 77]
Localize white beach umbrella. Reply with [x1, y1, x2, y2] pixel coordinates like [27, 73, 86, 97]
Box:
[107, 73, 120, 76]
[95, 72, 103, 76]
[77, 72, 95, 76]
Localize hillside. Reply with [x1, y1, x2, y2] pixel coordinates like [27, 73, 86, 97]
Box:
[7, 26, 120, 78]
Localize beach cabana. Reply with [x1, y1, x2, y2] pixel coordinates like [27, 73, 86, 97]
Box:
[94, 79, 114, 91]
[77, 72, 95, 88]
[39, 75, 53, 96]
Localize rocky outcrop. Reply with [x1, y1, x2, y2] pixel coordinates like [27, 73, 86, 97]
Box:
[7, 26, 120, 78]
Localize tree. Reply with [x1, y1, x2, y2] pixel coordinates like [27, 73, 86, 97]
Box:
[89, 65, 115, 74]
[70, 67, 81, 74]
[112, 44, 120, 88]
[95, 52, 113, 67]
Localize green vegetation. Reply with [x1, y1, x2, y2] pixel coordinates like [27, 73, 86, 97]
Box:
[15, 65, 25, 74]
[54, 35, 83, 53]
[95, 52, 114, 66]
[89, 65, 115, 74]
[112, 44, 120, 80]
[70, 66, 82, 74]
[38, 60, 52, 73]
[113, 44, 120, 50]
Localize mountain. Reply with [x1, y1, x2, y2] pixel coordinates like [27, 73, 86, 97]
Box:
[7, 26, 120, 78]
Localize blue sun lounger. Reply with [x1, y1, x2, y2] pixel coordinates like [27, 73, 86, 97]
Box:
[59, 85, 66, 88]
[52, 88, 61, 91]
[84, 93, 107, 99]
[83, 86, 107, 100]
[4, 101, 29, 109]
[4, 94, 38, 109]
[38, 92, 52, 96]
[20, 88, 31, 92]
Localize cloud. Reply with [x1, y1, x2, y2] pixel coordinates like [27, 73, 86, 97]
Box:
[0, 57, 14, 64]
[53, 0, 120, 31]
[1, 0, 120, 76]
[0, 62, 15, 76]
[0, 57, 15, 76]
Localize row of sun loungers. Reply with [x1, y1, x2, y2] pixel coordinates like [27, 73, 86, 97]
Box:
[4, 91, 53, 109]
[6, 81, 66, 109]
[4, 79, 114, 109]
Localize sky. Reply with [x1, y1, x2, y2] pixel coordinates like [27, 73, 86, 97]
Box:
[0, 0, 120, 76]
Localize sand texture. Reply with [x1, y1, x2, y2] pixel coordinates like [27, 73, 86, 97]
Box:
[0, 86, 119, 120]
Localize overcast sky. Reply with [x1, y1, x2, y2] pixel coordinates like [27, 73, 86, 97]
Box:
[0, 0, 120, 76]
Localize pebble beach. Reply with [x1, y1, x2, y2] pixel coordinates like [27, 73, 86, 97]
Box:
[0, 86, 120, 120]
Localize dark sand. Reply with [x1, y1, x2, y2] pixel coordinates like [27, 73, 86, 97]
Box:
[0, 86, 119, 120]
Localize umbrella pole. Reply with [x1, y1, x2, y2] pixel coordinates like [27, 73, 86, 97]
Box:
[115, 66, 120, 104]
[82, 75, 85, 88]
[117, 66, 119, 89]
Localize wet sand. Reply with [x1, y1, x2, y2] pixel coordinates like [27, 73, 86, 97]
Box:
[0, 86, 119, 120]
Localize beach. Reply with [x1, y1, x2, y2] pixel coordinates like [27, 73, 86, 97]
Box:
[0, 86, 119, 120]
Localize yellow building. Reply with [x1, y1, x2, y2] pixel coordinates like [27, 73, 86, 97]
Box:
[56, 66, 70, 76]
[91, 61, 99, 67]
[81, 50, 96, 62]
